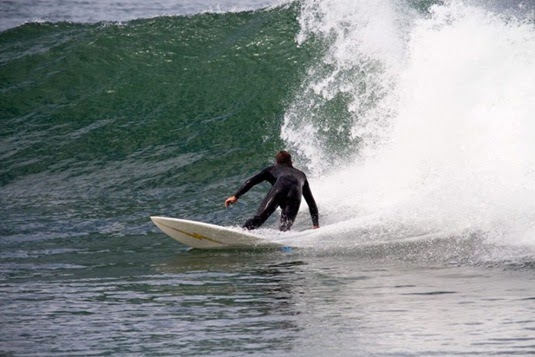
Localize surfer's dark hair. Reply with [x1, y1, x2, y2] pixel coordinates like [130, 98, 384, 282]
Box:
[276, 151, 292, 166]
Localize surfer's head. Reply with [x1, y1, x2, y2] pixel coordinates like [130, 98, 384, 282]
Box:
[275, 151, 292, 166]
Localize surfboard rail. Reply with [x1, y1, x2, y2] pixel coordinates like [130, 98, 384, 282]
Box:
[150, 216, 282, 249]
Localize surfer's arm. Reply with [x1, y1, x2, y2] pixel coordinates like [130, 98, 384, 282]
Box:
[303, 179, 319, 228]
[225, 168, 270, 207]
[233, 168, 271, 198]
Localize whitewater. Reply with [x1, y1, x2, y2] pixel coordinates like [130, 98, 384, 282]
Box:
[282, 0, 535, 253]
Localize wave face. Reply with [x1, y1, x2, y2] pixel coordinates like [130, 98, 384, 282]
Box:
[2, 0, 535, 263]
[0, 4, 315, 239]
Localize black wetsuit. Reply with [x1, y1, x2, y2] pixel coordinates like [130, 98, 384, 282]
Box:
[233, 163, 319, 231]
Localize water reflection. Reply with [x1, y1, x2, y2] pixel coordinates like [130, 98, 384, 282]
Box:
[159, 251, 307, 355]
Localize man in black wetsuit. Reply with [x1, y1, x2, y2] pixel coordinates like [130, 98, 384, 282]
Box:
[225, 151, 319, 231]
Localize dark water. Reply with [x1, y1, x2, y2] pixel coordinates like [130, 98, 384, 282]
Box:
[2, 236, 535, 355]
[2, 0, 535, 355]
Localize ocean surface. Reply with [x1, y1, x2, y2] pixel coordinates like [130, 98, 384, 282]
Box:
[2, 0, 535, 355]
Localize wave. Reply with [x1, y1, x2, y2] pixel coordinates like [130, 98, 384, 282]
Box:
[0, 4, 314, 237]
[2, 0, 535, 264]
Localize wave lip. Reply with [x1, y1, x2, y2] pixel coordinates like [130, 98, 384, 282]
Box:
[0, 0, 294, 32]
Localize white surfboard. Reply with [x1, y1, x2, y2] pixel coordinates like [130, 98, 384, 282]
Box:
[150, 216, 283, 249]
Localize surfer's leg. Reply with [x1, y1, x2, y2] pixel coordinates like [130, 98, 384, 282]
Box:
[242, 187, 282, 230]
[279, 189, 301, 232]
[243, 216, 267, 230]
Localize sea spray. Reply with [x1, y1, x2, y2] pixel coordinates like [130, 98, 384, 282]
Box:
[283, 0, 535, 247]
[282, 0, 414, 172]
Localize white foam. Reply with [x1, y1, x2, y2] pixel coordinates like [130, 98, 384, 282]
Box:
[283, 0, 535, 248]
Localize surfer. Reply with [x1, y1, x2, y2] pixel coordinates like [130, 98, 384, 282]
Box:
[225, 151, 319, 231]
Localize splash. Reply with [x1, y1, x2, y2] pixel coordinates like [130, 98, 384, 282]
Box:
[283, 0, 535, 247]
[282, 0, 413, 172]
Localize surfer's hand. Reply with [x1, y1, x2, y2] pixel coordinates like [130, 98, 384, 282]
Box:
[225, 196, 238, 208]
